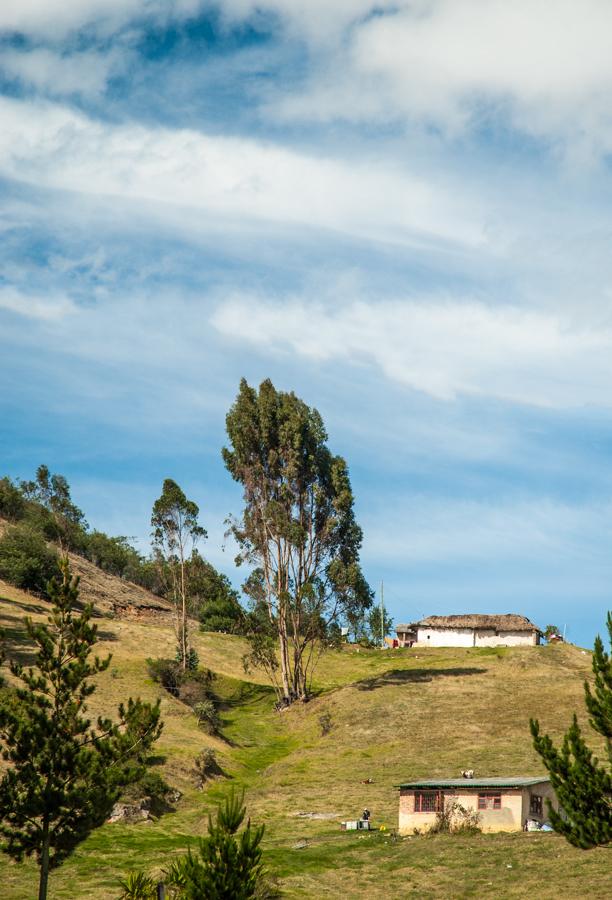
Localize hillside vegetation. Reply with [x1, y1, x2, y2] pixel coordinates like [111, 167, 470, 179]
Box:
[0, 569, 609, 899]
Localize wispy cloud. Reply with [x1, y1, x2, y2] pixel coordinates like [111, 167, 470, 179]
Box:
[0, 285, 76, 320]
[212, 295, 612, 408]
[1, 2, 611, 648]
[254, 1, 612, 158]
[0, 96, 483, 248]
[0, 46, 129, 98]
[0, 0, 203, 39]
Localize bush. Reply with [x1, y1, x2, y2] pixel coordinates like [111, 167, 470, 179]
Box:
[85, 531, 138, 578]
[193, 748, 221, 788]
[429, 801, 481, 835]
[176, 645, 199, 671]
[186, 550, 245, 634]
[120, 770, 173, 816]
[146, 658, 181, 696]
[194, 699, 219, 734]
[0, 525, 58, 595]
[319, 712, 333, 736]
[117, 871, 157, 900]
[0, 477, 25, 522]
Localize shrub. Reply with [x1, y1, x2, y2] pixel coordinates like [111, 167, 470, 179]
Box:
[319, 712, 333, 736]
[194, 699, 219, 734]
[176, 645, 199, 671]
[0, 525, 58, 595]
[146, 658, 182, 696]
[187, 550, 245, 633]
[429, 801, 481, 835]
[116, 870, 158, 899]
[0, 477, 25, 522]
[85, 531, 138, 578]
[120, 770, 172, 816]
[193, 748, 221, 788]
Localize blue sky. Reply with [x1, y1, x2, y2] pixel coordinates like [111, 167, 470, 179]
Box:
[1, 1, 612, 647]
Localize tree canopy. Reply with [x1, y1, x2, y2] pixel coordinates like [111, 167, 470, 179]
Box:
[20, 465, 87, 552]
[151, 479, 206, 670]
[0, 559, 162, 899]
[531, 612, 612, 848]
[223, 378, 372, 704]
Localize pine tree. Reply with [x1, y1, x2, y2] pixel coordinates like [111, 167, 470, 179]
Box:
[0, 559, 163, 899]
[168, 790, 266, 899]
[530, 612, 612, 848]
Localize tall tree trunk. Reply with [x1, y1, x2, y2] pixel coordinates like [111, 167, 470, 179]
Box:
[179, 552, 187, 671]
[38, 818, 50, 900]
[277, 607, 292, 702]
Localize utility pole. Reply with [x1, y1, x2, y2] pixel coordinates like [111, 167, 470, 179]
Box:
[380, 579, 384, 648]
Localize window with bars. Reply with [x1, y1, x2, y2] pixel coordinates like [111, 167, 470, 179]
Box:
[414, 791, 441, 812]
[530, 794, 543, 816]
[478, 792, 502, 810]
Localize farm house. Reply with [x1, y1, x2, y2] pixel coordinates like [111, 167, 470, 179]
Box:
[395, 614, 541, 648]
[398, 777, 557, 833]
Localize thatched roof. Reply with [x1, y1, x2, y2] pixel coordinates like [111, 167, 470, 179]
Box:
[416, 614, 540, 633]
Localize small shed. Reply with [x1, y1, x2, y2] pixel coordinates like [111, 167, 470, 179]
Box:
[395, 623, 417, 647]
[397, 777, 557, 833]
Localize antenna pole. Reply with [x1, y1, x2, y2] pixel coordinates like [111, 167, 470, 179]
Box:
[380, 580, 384, 648]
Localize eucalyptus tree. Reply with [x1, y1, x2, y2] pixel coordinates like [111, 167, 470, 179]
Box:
[20, 465, 87, 551]
[223, 378, 372, 705]
[151, 479, 206, 670]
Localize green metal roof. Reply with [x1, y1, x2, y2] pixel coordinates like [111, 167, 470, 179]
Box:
[397, 777, 549, 790]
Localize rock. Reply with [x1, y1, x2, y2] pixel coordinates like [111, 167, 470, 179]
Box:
[108, 798, 152, 824]
[293, 812, 340, 820]
[164, 788, 182, 805]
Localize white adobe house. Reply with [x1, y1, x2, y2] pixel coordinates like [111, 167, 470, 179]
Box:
[395, 614, 541, 648]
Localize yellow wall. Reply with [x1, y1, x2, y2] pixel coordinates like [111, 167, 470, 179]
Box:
[398, 783, 553, 834]
[521, 782, 557, 824]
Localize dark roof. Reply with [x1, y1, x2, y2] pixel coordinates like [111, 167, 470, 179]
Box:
[416, 614, 541, 633]
[395, 623, 417, 631]
[397, 777, 549, 790]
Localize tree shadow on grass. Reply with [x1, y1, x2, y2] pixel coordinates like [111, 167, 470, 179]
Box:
[0, 614, 38, 667]
[92, 627, 118, 642]
[1, 608, 117, 668]
[355, 666, 487, 691]
[0, 596, 49, 616]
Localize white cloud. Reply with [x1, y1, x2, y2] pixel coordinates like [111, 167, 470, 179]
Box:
[0, 1, 392, 42]
[260, 0, 612, 155]
[0, 47, 126, 97]
[5, 2, 612, 153]
[0, 96, 483, 248]
[0, 286, 76, 320]
[212, 295, 612, 408]
[218, 0, 390, 41]
[0, 0, 202, 38]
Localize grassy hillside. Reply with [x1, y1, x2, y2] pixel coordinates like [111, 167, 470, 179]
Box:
[0, 572, 609, 899]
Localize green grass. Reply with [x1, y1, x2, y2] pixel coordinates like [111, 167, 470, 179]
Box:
[0, 580, 609, 898]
